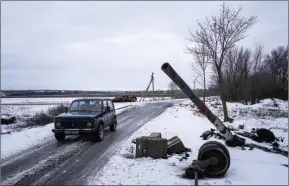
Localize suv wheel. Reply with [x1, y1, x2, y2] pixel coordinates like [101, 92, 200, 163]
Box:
[110, 118, 117, 132]
[93, 124, 104, 142]
[55, 133, 65, 141]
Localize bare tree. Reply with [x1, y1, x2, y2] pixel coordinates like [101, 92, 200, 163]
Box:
[188, 44, 210, 102]
[209, 44, 288, 103]
[249, 44, 264, 104]
[264, 45, 288, 90]
[168, 81, 178, 98]
[223, 46, 252, 103]
[186, 2, 257, 121]
[261, 45, 288, 99]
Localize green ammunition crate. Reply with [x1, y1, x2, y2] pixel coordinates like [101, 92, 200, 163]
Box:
[135, 136, 167, 159]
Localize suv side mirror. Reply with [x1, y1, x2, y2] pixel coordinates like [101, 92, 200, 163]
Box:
[64, 107, 68, 113]
[105, 106, 111, 111]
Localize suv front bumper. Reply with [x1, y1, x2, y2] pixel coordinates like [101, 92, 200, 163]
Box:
[52, 128, 97, 135]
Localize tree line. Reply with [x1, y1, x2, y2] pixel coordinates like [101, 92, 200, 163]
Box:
[212, 44, 288, 104]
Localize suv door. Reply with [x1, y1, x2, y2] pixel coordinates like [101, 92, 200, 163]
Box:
[102, 100, 108, 127]
[107, 100, 115, 124]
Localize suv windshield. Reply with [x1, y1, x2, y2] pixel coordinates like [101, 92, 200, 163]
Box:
[69, 100, 103, 112]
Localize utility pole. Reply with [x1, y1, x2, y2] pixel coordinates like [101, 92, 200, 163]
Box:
[140, 72, 155, 102]
[151, 72, 155, 101]
[193, 75, 198, 91]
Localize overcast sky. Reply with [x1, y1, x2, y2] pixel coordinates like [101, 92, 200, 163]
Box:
[1, 1, 288, 91]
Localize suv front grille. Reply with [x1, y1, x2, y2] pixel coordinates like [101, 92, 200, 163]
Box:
[60, 118, 93, 129]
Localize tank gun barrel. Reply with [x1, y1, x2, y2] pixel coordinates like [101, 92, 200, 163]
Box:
[161, 62, 245, 146]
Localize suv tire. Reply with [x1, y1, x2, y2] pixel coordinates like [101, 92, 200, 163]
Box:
[93, 124, 104, 142]
[55, 133, 65, 141]
[110, 118, 117, 132]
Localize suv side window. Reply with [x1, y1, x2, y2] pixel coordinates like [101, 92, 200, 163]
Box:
[103, 100, 108, 110]
[107, 100, 114, 110]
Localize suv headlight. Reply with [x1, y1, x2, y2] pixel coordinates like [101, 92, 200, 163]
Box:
[56, 122, 61, 127]
[87, 122, 92, 127]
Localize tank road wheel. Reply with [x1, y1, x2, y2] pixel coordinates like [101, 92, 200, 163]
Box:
[197, 141, 231, 177]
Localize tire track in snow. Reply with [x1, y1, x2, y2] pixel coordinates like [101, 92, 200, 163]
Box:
[2, 140, 94, 185]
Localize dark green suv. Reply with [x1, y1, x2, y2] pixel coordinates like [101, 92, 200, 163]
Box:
[52, 98, 117, 142]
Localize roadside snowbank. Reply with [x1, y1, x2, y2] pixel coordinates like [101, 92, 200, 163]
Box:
[89, 99, 288, 185]
[1, 123, 55, 160]
[115, 102, 148, 115]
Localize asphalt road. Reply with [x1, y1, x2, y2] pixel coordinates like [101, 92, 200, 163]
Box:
[1, 101, 177, 185]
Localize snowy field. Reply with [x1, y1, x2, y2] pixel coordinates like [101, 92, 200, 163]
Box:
[1, 97, 169, 133]
[88, 97, 288, 185]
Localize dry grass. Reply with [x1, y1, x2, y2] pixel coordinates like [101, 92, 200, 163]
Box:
[25, 104, 66, 127]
